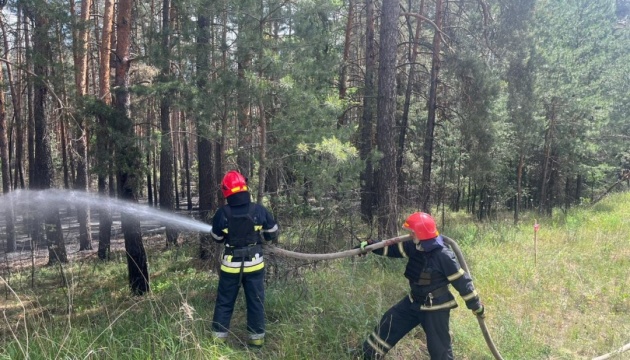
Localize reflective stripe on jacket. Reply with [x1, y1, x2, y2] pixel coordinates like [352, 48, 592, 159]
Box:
[372, 236, 481, 312]
[220, 252, 265, 274]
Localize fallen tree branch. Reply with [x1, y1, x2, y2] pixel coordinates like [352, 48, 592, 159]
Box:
[591, 172, 629, 206]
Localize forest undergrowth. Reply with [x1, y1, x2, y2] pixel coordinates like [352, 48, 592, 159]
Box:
[1, 192, 629, 360]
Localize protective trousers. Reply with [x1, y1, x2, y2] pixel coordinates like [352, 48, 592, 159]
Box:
[211, 269, 265, 338]
[363, 296, 453, 360]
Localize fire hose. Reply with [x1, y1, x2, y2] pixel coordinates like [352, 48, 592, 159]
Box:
[263, 234, 505, 359]
[264, 236, 630, 360]
[441, 235, 504, 360]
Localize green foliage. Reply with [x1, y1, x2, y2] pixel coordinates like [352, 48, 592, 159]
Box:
[10, 0, 629, 233]
[533, 0, 624, 178]
[294, 136, 361, 200]
[450, 56, 501, 184]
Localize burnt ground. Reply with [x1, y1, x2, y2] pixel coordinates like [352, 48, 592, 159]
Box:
[0, 206, 203, 272]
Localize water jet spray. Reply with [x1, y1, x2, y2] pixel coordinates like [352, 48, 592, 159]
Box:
[4, 189, 214, 234]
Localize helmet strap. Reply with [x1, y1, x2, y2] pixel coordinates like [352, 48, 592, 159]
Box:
[410, 232, 420, 245]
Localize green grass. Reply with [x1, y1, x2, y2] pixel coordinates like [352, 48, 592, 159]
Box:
[1, 192, 629, 359]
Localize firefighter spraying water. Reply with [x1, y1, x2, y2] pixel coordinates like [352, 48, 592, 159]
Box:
[209, 170, 279, 347]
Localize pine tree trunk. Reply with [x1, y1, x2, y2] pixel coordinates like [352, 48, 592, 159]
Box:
[30, 8, 68, 264]
[72, 0, 93, 251]
[515, 153, 524, 225]
[159, 0, 178, 247]
[256, 9, 267, 205]
[146, 105, 155, 206]
[267, 14, 280, 212]
[337, 0, 353, 128]
[575, 173, 582, 204]
[97, 0, 114, 260]
[174, 112, 180, 210]
[397, 1, 425, 201]
[59, 114, 70, 189]
[375, 0, 400, 238]
[217, 8, 229, 207]
[115, 0, 149, 295]
[0, 54, 16, 253]
[1, 15, 25, 190]
[420, 0, 444, 213]
[540, 102, 555, 215]
[25, 13, 35, 190]
[23, 11, 42, 249]
[182, 113, 192, 210]
[359, 0, 376, 224]
[196, 6, 216, 262]
[236, 1, 254, 177]
[153, 146, 159, 205]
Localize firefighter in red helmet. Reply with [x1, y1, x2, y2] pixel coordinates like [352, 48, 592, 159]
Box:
[210, 170, 279, 347]
[355, 212, 484, 359]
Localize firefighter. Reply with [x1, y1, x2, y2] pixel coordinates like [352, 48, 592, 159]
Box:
[356, 212, 484, 359]
[210, 170, 279, 347]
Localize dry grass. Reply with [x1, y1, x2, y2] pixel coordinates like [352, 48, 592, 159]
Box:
[0, 192, 629, 359]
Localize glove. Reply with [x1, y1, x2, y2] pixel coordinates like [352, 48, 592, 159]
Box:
[473, 305, 485, 318]
[353, 240, 374, 256]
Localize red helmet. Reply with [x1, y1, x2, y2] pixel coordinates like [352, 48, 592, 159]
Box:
[221, 170, 248, 198]
[402, 212, 439, 241]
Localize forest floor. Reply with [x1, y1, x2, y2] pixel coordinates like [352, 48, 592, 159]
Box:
[0, 206, 198, 272]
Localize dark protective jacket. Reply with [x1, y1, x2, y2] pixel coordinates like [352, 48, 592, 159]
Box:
[371, 235, 481, 311]
[210, 192, 278, 274]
